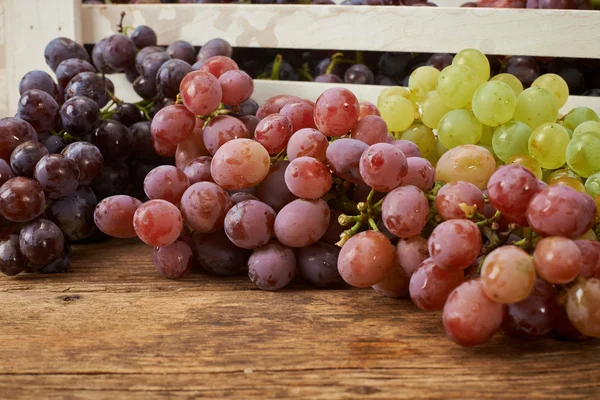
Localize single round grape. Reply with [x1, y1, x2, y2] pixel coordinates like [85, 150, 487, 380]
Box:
[443, 279, 506, 347]
[528, 123, 569, 169]
[533, 236, 581, 284]
[452, 48, 489, 82]
[338, 230, 395, 288]
[183, 156, 213, 184]
[248, 241, 296, 291]
[313, 88, 360, 137]
[199, 56, 239, 79]
[0, 117, 37, 162]
[44, 37, 89, 72]
[197, 38, 233, 63]
[490, 73, 524, 96]
[566, 278, 600, 337]
[179, 70, 222, 116]
[16, 90, 59, 133]
[396, 235, 429, 276]
[157, 59, 193, 100]
[33, 154, 80, 199]
[428, 219, 481, 270]
[287, 128, 328, 162]
[103, 34, 136, 71]
[410, 258, 465, 311]
[436, 145, 496, 190]
[19, 70, 60, 103]
[297, 241, 343, 288]
[408, 66, 440, 101]
[274, 198, 330, 247]
[381, 185, 429, 239]
[61, 142, 104, 186]
[47, 196, 95, 241]
[130, 25, 158, 49]
[349, 115, 390, 146]
[153, 240, 193, 280]
[481, 245, 536, 304]
[59, 96, 100, 137]
[174, 120, 209, 168]
[437, 64, 481, 109]
[211, 139, 270, 190]
[472, 81, 517, 127]
[532, 73, 569, 108]
[358, 101, 380, 119]
[419, 91, 452, 129]
[513, 87, 559, 129]
[491, 121, 531, 163]
[10, 141, 49, 177]
[566, 132, 600, 178]
[19, 218, 64, 265]
[0, 235, 26, 276]
[144, 165, 190, 205]
[437, 109, 483, 149]
[390, 140, 420, 158]
[399, 124, 435, 157]
[378, 95, 415, 133]
[325, 138, 368, 185]
[506, 154, 543, 180]
[0, 177, 45, 222]
[64, 72, 110, 108]
[133, 199, 183, 247]
[94, 195, 142, 238]
[359, 143, 407, 192]
[90, 161, 129, 199]
[399, 157, 435, 191]
[166, 40, 196, 65]
[563, 107, 599, 132]
[224, 200, 276, 249]
[218, 69, 253, 106]
[258, 161, 297, 212]
[192, 230, 249, 276]
[180, 182, 232, 233]
[284, 157, 332, 199]
[435, 181, 485, 220]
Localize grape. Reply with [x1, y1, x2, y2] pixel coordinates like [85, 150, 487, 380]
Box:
[197, 38, 233, 63]
[248, 241, 296, 291]
[274, 198, 330, 247]
[531, 73, 569, 108]
[428, 219, 481, 270]
[358, 101, 380, 119]
[563, 107, 599, 131]
[472, 81, 517, 127]
[239, 115, 259, 139]
[443, 279, 505, 347]
[211, 139, 270, 190]
[258, 161, 297, 212]
[436, 145, 495, 190]
[0, 117, 38, 162]
[390, 140, 420, 158]
[410, 258, 465, 311]
[103, 34, 136, 71]
[144, 165, 190, 205]
[359, 143, 407, 192]
[16, 90, 59, 133]
[344, 64, 374, 84]
[435, 181, 485, 220]
[256, 95, 302, 120]
[381, 185, 429, 239]
[513, 87, 558, 130]
[10, 141, 49, 177]
[480, 245, 536, 304]
[399, 124, 436, 157]
[224, 200, 276, 249]
[506, 154, 543, 180]
[378, 95, 415, 133]
[179, 70, 222, 116]
[287, 128, 328, 162]
[64, 72, 110, 108]
[59, 96, 100, 137]
[491, 121, 531, 163]
[566, 132, 600, 178]
[452, 48, 490, 82]
[192, 230, 250, 276]
[19, 70, 60, 103]
[47, 196, 94, 241]
[337, 231, 395, 288]
[91, 161, 129, 199]
[396, 235, 429, 276]
[166, 40, 196, 65]
[0, 235, 27, 276]
[157, 59, 192, 100]
[179, 181, 232, 233]
[437, 64, 481, 109]
[533, 236, 581, 284]
[133, 199, 183, 247]
[528, 123, 569, 169]
[199, 56, 239, 79]
[285, 157, 332, 199]
[349, 115, 390, 146]
[153, 240, 193, 279]
[566, 278, 600, 337]
[408, 66, 440, 101]
[218, 70, 253, 106]
[130, 25, 157, 49]
[326, 139, 368, 185]
[491, 73, 524, 96]
[203, 116, 250, 155]
[174, 119, 209, 168]
[112, 103, 143, 127]
[314, 88, 360, 137]
[19, 219, 64, 265]
[437, 109, 483, 149]
[151, 104, 196, 146]
[44, 37, 89, 72]
[527, 185, 595, 238]
[0, 159, 14, 186]
[183, 156, 213, 184]
[297, 241, 343, 288]
[33, 154, 79, 199]
[487, 164, 540, 226]
[254, 114, 294, 155]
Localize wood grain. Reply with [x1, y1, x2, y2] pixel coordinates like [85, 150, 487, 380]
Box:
[0, 239, 598, 399]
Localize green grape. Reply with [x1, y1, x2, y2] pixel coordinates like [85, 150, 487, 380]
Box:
[472, 81, 517, 127]
[513, 87, 558, 129]
[437, 109, 483, 149]
[425, 138, 448, 166]
[532, 73, 569, 108]
[566, 132, 600, 178]
[528, 123, 570, 169]
[378, 86, 416, 110]
[491, 73, 523, 96]
[399, 124, 436, 156]
[573, 120, 600, 138]
[408, 66, 440, 101]
[585, 171, 600, 198]
[437, 64, 481, 109]
[452, 48, 490, 83]
[492, 121, 532, 163]
[563, 107, 599, 131]
[419, 90, 452, 129]
[507, 155, 543, 180]
[379, 95, 415, 132]
[478, 125, 494, 147]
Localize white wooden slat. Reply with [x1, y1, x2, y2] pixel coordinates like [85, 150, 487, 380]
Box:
[81, 4, 600, 59]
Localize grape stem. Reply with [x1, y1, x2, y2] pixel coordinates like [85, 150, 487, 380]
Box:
[269, 55, 283, 81]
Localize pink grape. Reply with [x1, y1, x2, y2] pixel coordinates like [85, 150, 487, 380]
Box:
[248, 240, 296, 291]
[566, 277, 600, 337]
[443, 279, 506, 347]
[381, 185, 429, 239]
[218, 69, 253, 106]
[144, 165, 190, 205]
[183, 156, 213, 184]
[151, 104, 196, 146]
[203, 115, 249, 155]
[133, 199, 183, 247]
[313, 88, 360, 137]
[337, 230, 395, 288]
[284, 157, 332, 199]
[480, 245, 536, 304]
[526, 185, 596, 238]
[396, 235, 429, 276]
[575, 240, 600, 279]
[400, 157, 435, 191]
[93, 195, 142, 239]
[254, 114, 294, 155]
[428, 219, 482, 270]
[274, 198, 330, 247]
[198, 56, 239, 79]
[326, 138, 368, 185]
[358, 101, 381, 119]
[211, 139, 270, 190]
[359, 143, 408, 192]
[372, 260, 410, 298]
[435, 181, 485, 220]
[180, 181, 232, 233]
[224, 200, 276, 249]
[533, 237, 581, 284]
[280, 100, 317, 132]
[350, 115, 390, 145]
[409, 258, 465, 311]
[286, 128, 328, 162]
[391, 140, 421, 158]
[179, 70, 222, 116]
[175, 119, 210, 169]
[256, 95, 302, 120]
[258, 160, 297, 212]
[153, 240, 193, 279]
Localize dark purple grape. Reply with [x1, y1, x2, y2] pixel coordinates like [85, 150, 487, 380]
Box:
[19, 70, 60, 103]
[34, 243, 72, 274]
[344, 64, 375, 84]
[297, 241, 343, 287]
[61, 142, 104, 186]
[16, 90, 59, 133]
[0, 235, 27, 276]
[135, 46, 164, 73]
[0, 177, 45, 222]
[44, 136, 66, 154]
[506, 56, 540, 87]
[112, 103, 144, 127]
[128, 121, 155, 161]
[191, 230, 250, 275]
[91, 161, 129, 199]
[197, 38, 233, 63]
[102, 34, 136, 72]
[19, 218, 64, 265]
[167, 40, 196, 65]
[140, 51, 171, 80]
[34, 154, 80, 199]
[427, 53, 453, 70]
[133, 76, 158, 100]
[379, 53, 410, 77]
[47, 196, 95, 241]
[60, 96, 100, 136]
[130, 25, 158, 49]
[157, 59, 192, 100]
[315, 74, 343, 83]
[74, 185, 98, 206]
[92, 119, 130, 161]
[10, 141, 49, 177]
[44, 37, 90, 72]
[64, 72, 110, 108]
[55, 58, 97, 90]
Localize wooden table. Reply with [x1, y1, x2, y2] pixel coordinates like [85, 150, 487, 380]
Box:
[1, 239, 598, 399]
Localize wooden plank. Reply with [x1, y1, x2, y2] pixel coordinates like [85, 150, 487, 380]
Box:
[81, 4, 600, 59]
[0, 239, 598, 399]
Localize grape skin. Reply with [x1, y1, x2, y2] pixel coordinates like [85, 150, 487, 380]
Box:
[381, 185, 429, 239]
[180, 182, 232, 233]
[224, 200, 276, 249]
[286, 128, 328, 162]
[153, 240, 193, 279]
[19, 219, 64, 265]
[144, 165, 190, 205]
[359, 143, 407, 192]
[133, 199, 183, 247]
[338, 230, 395, 288]
[211, 139, 270, 190]
[428, 219, 482, 270]
[297, 241, 343, 288]
[248, 241, 296, 291]
[533, 237, 581, 284]
[409, 258, 465, 311]
[274, 198, 330, 248]
[285, 157, 332, 199]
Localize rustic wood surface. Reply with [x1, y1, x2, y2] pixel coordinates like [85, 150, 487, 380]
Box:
[0, 239, 598, 399]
